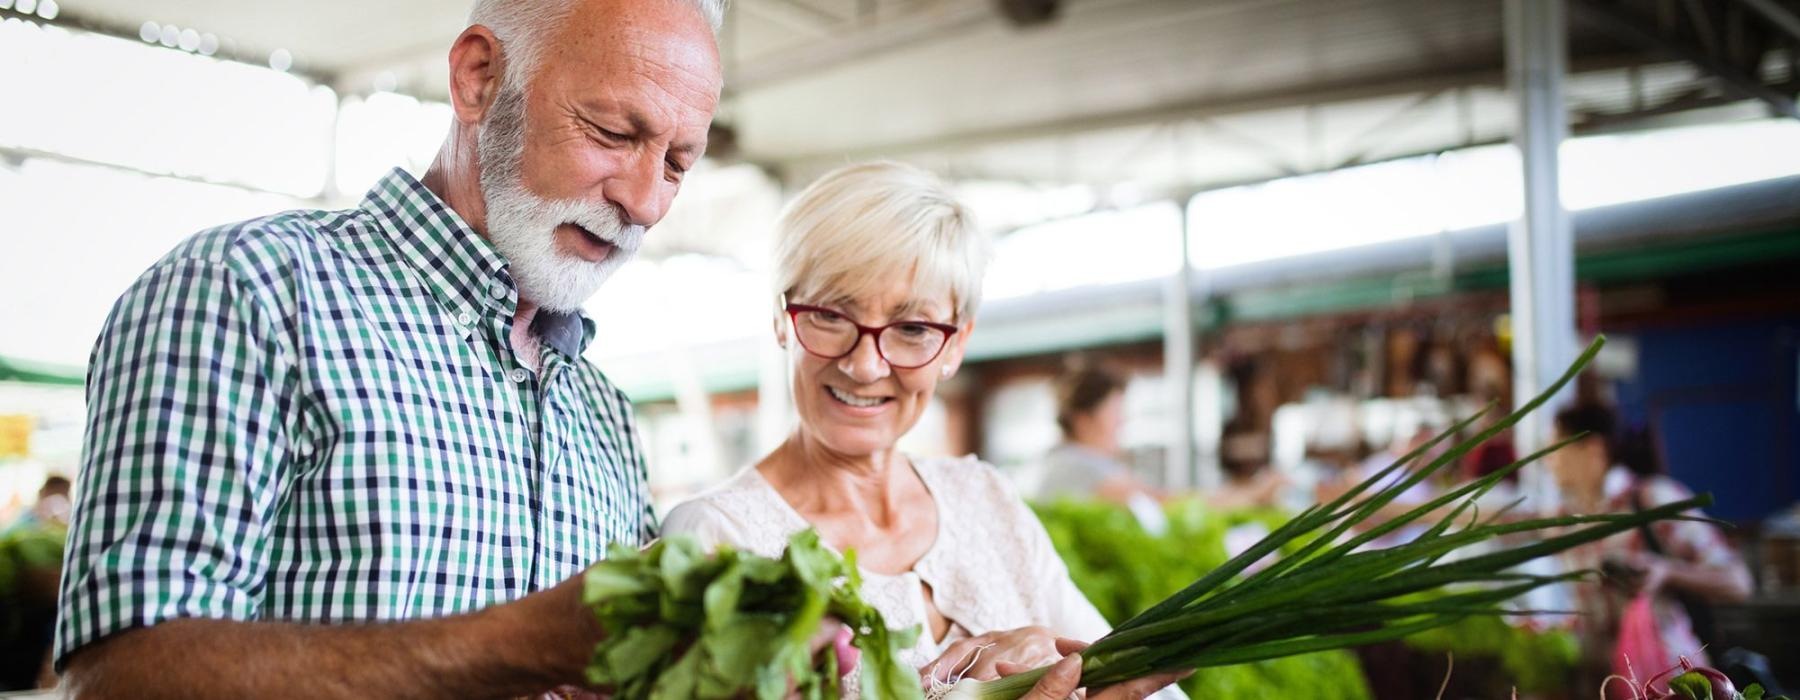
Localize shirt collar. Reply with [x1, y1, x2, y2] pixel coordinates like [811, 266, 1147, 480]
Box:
[359, 168, 594, 359]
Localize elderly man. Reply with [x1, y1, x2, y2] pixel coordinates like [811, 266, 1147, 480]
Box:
[56, 0, 1158, 697]
[58, 0, 722, 696]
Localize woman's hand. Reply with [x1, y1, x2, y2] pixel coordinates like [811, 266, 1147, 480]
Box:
[922, 626, 1061, 683]
[999, 638, 1188, 700]
[1621, 551, 1671, 595]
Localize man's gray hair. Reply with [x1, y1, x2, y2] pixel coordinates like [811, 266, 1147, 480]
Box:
[469, 0, 726, 88]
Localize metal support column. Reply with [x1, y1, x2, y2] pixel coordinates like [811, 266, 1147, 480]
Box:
[1506, 0, 1579, 493]
[1163, 199, 1201, 491]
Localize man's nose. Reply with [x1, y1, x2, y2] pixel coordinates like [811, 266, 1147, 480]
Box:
[603, 151, 674, 228]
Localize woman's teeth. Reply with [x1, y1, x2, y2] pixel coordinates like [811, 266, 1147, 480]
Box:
[828, 386, 886, 408]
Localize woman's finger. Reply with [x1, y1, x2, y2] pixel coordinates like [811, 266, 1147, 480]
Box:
[994, 662, 1031, 677]
[1090, 670, 1191, 700]
[1053, 637, 1092, 656]
[923, 639, 980, 682]
[1020, 654, 1083, 700]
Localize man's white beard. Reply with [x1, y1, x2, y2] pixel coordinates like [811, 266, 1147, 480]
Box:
[478, 84, 644, 313]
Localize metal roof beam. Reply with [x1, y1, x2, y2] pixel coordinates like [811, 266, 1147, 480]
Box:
[727, 0, 997, 94]
[1571, 0, 1800, 118]
[1737, 0, 1800, 44]
[764, 52, 1649, 166]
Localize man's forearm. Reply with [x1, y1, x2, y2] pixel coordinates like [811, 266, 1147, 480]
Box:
[65, 576, 599, 700]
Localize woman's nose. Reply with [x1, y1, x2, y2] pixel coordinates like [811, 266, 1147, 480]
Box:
[836, 333, 890, 383]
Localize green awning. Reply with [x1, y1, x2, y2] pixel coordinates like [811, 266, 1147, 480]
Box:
[0, 355, 84, 387]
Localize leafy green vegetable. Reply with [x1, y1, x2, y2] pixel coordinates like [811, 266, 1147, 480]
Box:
[583, 530, 921, 699]
[0, 521, 67, 681]
[1403, 607, 1578, 692]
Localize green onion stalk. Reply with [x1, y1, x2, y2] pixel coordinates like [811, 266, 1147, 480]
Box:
[945, 336, 1711, 699]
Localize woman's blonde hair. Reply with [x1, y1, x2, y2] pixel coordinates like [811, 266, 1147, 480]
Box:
[772, 162, 990, 324]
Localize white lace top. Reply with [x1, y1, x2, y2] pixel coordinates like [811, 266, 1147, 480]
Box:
[662, 454, 1113, 672]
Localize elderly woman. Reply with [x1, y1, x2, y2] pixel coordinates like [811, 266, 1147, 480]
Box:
[663, 162, 1182, 699]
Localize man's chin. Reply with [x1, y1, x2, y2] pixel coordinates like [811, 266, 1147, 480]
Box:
[516, 265, 617, 313]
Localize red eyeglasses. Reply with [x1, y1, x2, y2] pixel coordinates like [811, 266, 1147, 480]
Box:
[783, 299, 959, 369]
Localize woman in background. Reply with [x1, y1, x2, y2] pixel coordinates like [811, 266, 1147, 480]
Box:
[1037, 363, 1169, 512]
[1549, 402, 1752, 689]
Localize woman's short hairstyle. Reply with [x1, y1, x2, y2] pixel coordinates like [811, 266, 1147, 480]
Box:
[772, 162, 989, 325]
[1555, 401, 1665, 476]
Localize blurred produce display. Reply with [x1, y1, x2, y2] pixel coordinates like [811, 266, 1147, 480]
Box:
[1033, 498, 1581, 698]
[0, 521, 65, 690]
[1033, 499, 1370, 699]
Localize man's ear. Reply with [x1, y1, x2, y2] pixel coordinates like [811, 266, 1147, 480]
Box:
[446, 25, 505, 126]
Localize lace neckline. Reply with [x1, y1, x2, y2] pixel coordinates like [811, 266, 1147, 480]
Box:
[742, 459, 948, 580]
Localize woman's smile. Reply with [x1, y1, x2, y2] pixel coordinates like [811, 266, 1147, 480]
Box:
[825, 385, 893, 411]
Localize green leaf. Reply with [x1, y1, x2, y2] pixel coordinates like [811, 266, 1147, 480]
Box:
[585, 561, 651, 605]
[602, 625, 680, 682]
[701, 560, 745, 631]
[659, 535, 707, 601]
[648, 647, 702, 700]
[702, 613, 783, 684]
[1669, 671, 1714, 700]
[784, 529, 842, 589]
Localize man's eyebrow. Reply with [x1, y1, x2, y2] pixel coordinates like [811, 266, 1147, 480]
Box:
[604, 107, 705, 158]
[670, 138, 704, 158]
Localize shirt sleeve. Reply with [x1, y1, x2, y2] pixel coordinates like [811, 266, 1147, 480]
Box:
[56, 257, 295, 669]
[1643, 476, 1742, 570]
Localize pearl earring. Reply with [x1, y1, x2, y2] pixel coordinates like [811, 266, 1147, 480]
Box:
[940, 366, 952, 379]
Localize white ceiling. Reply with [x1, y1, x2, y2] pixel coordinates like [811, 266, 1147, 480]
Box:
[53, 0, 1764, 194]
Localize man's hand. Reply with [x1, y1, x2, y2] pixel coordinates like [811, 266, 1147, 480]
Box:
[996, 638, 1187, 700]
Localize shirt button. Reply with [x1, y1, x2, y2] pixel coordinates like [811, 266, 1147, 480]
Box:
[508, 368, 530, 383]
[489, 282, 509, 300]
[455, 311, 476, 327]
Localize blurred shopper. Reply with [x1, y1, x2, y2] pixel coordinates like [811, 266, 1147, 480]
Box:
[1315, 427, 1441, 548]
[1210, 425, 1288, 511]
[1, 475, 70, 534]
[1037, 362, 1167, 507]
[1549, 403, 1752, 691]
[662, 163, 1183, 699]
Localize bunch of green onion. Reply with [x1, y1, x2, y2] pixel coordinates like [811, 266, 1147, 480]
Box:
[944, 336, 1710, 699]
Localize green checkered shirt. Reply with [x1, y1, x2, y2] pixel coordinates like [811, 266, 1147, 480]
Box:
[56, 169, 655, 667]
